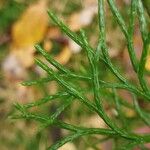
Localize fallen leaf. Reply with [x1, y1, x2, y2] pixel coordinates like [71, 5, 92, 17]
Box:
[11, 0, 48, 48]
[9, 0, 49, 68]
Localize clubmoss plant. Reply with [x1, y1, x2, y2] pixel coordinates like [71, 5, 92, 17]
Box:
[13, 0, 150, 149]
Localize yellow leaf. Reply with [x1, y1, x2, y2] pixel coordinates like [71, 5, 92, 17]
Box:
[11, 0, 48, 48]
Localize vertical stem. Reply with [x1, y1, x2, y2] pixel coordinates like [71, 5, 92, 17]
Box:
[93, 0, 139, 139]
[107, 0, 138, 72]
[138, 36, 150, 93]
[128, 0, 137, 37]
[80, 30, 128, 138]
[80, 30, 103, 110]
[98, 0, 127, 83]
[137, 0, 148, 41]
[113, 88, 127, 129]
[137, 0, 150, 93]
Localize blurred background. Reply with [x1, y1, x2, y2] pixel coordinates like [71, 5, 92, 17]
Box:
[0, 0, 150, 150]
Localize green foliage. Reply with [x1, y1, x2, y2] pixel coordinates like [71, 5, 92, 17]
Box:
[0, 0, 25, 34]
[13, 0, 150, 149]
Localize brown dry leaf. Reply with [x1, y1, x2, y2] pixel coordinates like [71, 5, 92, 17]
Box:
[11, 0, 48, 48]
[9, 0, 49, 68]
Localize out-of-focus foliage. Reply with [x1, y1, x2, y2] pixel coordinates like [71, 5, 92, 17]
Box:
[0, 0, 25, 34]
[142, 0, 150, 16]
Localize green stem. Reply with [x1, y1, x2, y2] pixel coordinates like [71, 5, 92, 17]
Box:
[138, 38, 150, 94]
[107, 0, 138, 72]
